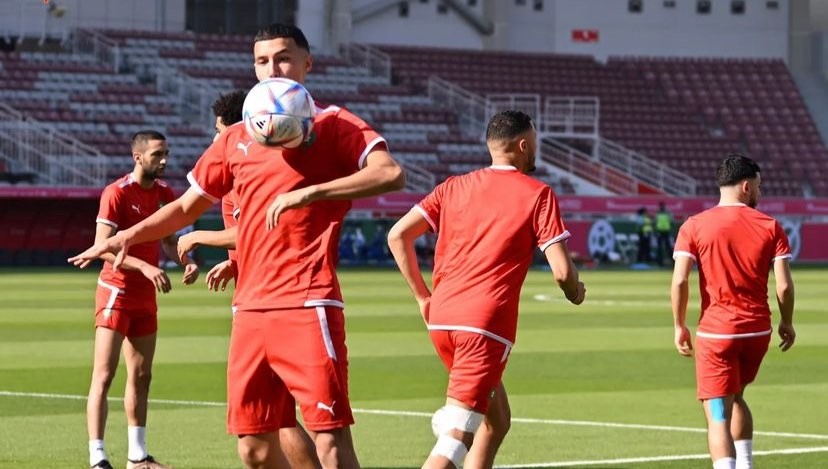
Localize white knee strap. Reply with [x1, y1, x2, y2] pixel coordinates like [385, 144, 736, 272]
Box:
[431, 404, 485, 437]
[430, 435, 467, 468]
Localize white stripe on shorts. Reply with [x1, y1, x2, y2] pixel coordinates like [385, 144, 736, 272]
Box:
[97, 278, 123, 319]
[315, 306, 337, 361]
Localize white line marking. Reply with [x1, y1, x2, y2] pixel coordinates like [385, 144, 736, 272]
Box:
[2, 390, 827, 441]
[495, 446, 828, 468]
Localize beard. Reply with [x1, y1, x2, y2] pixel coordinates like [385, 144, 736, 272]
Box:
[144, 166, 164, 180]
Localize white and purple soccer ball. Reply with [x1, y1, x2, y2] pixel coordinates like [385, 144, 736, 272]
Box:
[242, 77, 316, 148]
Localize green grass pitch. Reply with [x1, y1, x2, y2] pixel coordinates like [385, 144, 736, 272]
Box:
[0, 267, 826, 468]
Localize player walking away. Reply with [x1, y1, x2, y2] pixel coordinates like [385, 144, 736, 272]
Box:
[671, 154, 795, 469]
[176, 90, 322, 468]
[88, 131, 200, 469]
[387, 111, 586, 469]
[70, 23, 405, 469]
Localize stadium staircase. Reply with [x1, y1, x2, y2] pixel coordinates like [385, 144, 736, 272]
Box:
[0, 102, 106, 187]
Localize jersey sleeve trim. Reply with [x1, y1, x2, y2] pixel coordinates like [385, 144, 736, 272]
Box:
[186, 171, 220, 204]
[96, 218, 118, 229]
[413, 204, 438, 234]
[232, 208, 241, 221]
[772, 253, 792, 261]
[539, 230, 572, 252]
[358, 136, 387, 169]
[673, 250, 697, 262]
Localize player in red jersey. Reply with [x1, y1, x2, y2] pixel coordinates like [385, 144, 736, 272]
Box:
[177, 90, 245, 291]
[387, 111, 585, 469]
[671, 154, 795, 469]
[176, 90, 321, 468]
[70, 24, 404, 469]
[88, 131, 199, 469]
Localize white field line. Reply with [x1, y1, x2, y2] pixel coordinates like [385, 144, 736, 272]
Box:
[2, 390, 828, 442]
[494, 446, 828, 468]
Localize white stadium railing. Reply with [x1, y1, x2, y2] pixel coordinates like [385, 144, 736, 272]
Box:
[0, 103, 107, 187]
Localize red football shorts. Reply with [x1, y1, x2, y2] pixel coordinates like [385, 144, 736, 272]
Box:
[695, 333, 771, 400]
[226, 306, 353, 435]
[429, 329, 512, 413]
[94, 280, 157, 337]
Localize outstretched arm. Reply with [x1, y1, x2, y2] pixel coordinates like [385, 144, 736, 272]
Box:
[266, 149, 405, 229]
[387, 209, 433, 322]
[543, 241, 585, 305]
[93, 223, 173, 293]
[671, 255, 694, 357]
[773, 257, 795, 351]
[69, 188, 215, 269]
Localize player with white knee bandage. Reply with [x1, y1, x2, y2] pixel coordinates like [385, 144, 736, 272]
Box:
[388, 111, 586, 469]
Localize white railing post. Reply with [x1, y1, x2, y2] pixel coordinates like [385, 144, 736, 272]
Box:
[541, 96, 599, 137]
[343, 43, 392, 83]
[427, 76, 487, 139]
[486, 94, 542, 123]
[0, 103, 108, 187]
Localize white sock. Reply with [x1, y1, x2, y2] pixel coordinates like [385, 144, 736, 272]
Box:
[735, 439, 753, 469]
[712, 457, 736, 469]
[127, 426, 148, 461]
[89, 439, 108, 466]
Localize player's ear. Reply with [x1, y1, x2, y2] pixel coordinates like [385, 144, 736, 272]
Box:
[518, 137, 530, 155]
[305, 53, 313, 74]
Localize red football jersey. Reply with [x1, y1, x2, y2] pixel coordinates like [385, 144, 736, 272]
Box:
[188, 106, 385, 311]
[673, 203, 791, 335]
[96, 174, 175, 291]
[221, 190, 240, 262]
[416, 166, 571, 344]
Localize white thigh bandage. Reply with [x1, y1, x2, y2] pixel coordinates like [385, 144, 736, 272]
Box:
[431, 405, 485, 437]
[430, 435, 468, 468]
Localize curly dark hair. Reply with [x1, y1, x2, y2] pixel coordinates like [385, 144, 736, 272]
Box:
[211, 90, 247, 126]
[716, 153, 761, 187]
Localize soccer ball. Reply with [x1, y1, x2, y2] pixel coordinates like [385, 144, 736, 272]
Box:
[242, 78, 316, 148]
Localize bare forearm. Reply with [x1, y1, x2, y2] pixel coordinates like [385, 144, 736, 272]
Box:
[671, 281, 688, 327]
[99, 253, 149, 272]
[388, 237, 431, 301]
[777, 285, 794, 324]
[162, 240, 194, 266]
[554, 260, 579, 301]
[309, 165, 404, 201]
[122, 196, 206, 245]
[189, 229, 237, 249]
[774, 260, 795, 324]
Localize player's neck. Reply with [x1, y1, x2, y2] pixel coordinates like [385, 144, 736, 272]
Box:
[131, 170, 156, 189]
[490, 155, 523, 172]
[718, 194, 747, 206]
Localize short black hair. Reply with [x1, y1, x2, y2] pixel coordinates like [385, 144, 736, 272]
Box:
[253, 23, 310, 52]
[212, 90, 247, 126]
[486, 110, 534, 142]
[131, 130, 166, 152]
[716, 153, 761, 187]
